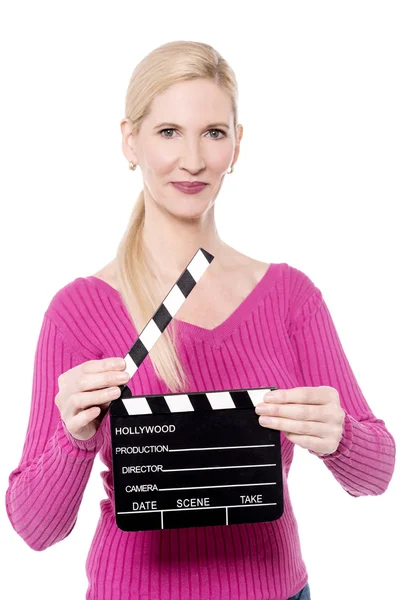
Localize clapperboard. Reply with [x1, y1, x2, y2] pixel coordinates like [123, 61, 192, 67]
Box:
[109, 248, 283, 531]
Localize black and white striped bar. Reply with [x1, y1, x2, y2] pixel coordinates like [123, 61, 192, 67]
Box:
[119, 247, 214, 386]
[112, 387, 276, 417]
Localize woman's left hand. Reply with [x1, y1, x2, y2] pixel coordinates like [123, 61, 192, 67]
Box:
[255, 385, 345, 456]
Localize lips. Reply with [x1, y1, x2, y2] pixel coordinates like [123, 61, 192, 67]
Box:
[172, 182, 207, 187]
[171, 182, 208, 195]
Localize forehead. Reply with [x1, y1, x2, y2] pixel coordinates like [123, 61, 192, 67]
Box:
[146, 79, 232, 123]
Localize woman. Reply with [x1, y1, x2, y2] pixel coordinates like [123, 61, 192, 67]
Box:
[5, 40, 395, 600]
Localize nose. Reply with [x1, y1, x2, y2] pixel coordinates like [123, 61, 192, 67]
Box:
[179, 138, 206, 173]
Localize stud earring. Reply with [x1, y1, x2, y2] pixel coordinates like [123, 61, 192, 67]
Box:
[128, 161, 137, 171]
[227, 165, 234, 174]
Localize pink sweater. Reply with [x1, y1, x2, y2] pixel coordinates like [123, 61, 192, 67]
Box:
[5, 262, 396, 600]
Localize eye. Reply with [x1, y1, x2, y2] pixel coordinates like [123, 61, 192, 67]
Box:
[159, 128, 176, 139]
[208, 129, 225, 139]
[158, 128, 226, 140]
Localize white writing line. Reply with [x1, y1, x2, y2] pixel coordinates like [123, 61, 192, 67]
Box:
[118, 502, 278, 515]
[163, 463, 276, 472]
[159, 482, 276, 492]
[169, 444, 275, 452]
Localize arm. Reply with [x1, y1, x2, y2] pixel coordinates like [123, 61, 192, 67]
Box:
[5, 313, 107, 551]
[288, 282, 396, 497]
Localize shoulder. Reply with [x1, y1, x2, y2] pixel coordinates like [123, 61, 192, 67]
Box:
[237, 250, 320, 299]
[245, 254, 319, 296]
[43, 275, 123, 356]
[253, 260, 323, 321]
[238, 252, 322, 320]
[284, 262, 322, 302]
[279, 262, 324, 331]
[45, 276, 97, 318]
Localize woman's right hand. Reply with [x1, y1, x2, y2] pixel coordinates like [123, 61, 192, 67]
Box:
[55, 357, 131, 441]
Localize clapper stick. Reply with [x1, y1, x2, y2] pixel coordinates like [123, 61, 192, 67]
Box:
[116, 247, 215, 387]
[109, 247, 283, 531]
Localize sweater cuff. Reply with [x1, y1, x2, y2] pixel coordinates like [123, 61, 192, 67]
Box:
[309, 410, 354, 460]
[54, 417, 106, 460]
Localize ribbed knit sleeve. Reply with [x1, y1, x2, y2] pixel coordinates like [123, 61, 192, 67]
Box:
[5, 313, 107, 551]
[288, 283, 396, 498]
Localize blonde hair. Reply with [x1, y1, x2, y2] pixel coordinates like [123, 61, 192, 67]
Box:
[115, 40, 239, 393]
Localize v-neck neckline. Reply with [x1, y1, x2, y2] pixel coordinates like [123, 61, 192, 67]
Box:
[84, 263, 278, 346]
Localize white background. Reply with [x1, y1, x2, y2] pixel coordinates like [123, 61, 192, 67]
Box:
[1, 1, 399, 599]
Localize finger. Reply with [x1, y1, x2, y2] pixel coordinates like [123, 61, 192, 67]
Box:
[77, 370, 130, 393]
[284, 432, 328, 453]
[64, 406, 101, 435]
[256, 403, 330, 423]
[258, 416, 328, 437]
[70, 387, 122, 414]
[263, 386, 329, 405]
[60, 358, 128, 395]
[81, 357, 126, 374]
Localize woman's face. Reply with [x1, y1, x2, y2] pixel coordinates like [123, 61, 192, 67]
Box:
[121, 78, 243, 219]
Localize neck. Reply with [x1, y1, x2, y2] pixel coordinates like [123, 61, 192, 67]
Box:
[141, 190, 228, 282]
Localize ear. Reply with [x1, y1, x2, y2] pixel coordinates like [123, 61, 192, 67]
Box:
[120, 118, 138, 164]
[231, 124, 243, 169]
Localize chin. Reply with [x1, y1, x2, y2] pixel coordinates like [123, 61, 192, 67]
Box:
[167, 203, 208, 220]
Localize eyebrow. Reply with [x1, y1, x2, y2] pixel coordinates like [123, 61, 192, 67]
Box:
[153, 122, 230, 131]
